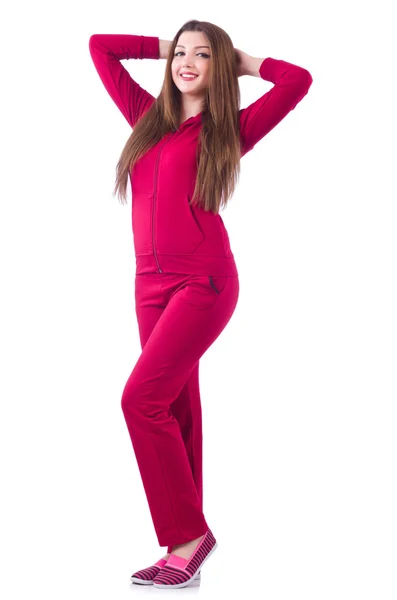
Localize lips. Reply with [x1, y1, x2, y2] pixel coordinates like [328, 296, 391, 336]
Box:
[180, 72, 199, 78]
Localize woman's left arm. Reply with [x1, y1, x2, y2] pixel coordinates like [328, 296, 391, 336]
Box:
[235, 48, 313, 155]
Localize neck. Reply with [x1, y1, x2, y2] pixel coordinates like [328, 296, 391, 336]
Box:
[179, 97, 205, 122]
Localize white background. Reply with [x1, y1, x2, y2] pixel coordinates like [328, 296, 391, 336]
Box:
[1, 1, 396, 598]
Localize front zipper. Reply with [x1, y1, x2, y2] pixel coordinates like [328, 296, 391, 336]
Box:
[152, 132, 175, 273]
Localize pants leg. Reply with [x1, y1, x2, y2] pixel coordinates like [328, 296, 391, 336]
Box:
[129, 274, 204, 554]
[164, 365, 202, 554]
[121, 272, 239, 548]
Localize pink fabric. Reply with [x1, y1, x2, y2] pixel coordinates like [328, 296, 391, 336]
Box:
[166, 554, 189, 570]
[121, 273, 239, 547]
[88, 35, 313, 278]
[154, 558, 168, 567]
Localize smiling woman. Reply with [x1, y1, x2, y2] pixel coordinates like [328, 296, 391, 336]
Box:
[88, 17, 313, 590]
[89, 19, 312, 214]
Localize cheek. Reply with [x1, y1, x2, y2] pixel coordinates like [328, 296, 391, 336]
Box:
[201, 71, 210, 85]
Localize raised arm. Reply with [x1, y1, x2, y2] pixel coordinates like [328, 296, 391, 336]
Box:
[88, 34, 160, 128]
[238, 55, 313, 156]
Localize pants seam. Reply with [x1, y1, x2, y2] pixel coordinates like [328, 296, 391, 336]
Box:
[186, 376, 195, 493]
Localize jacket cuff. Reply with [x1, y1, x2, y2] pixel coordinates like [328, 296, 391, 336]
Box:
[140, 35, 160, 59]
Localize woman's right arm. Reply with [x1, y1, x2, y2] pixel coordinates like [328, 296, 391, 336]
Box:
[88, 34, 164, 128]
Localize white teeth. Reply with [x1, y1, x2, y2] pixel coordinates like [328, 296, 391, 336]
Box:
[180, 74, 197, 79]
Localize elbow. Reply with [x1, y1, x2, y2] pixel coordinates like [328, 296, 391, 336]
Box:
[293, 68, 313, 101]
[288, 64, 314, 97]
[289, 70, 313, 110]
[88, 34, 100, 53]
[302, 68, 313, 92]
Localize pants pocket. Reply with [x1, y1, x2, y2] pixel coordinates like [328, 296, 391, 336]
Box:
[208, 275, 228, 295]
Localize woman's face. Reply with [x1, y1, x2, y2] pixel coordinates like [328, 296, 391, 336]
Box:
[171, 31, 212, 97]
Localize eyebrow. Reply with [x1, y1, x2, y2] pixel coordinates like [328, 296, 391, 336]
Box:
[175, 45, 210, 49]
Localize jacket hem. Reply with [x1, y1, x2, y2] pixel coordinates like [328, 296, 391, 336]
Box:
[135, 253, 238, 276]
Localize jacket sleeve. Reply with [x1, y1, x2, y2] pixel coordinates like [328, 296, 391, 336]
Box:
[88, 34, 160, 128]
[239, 57, 313, 156]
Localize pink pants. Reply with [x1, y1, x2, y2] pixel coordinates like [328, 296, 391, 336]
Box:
[121, 271, 239, 551]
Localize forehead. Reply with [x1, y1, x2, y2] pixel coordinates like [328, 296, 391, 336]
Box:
[176, 31, 210, 48]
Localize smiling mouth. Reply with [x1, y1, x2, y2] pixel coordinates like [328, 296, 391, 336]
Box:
[180, 74, 199, 80]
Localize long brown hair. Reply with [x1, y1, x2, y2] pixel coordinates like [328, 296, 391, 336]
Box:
[112, 19, 242, 214]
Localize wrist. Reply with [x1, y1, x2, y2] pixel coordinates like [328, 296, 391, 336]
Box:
[159, 39, 171, 59]
[244, 56, 264, 78]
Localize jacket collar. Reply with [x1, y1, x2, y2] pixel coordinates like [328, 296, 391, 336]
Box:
[176, 111, 203, 132]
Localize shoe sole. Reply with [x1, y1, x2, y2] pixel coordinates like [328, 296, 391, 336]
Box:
[153, 542, 217, 589]
[130, 571, 202, 585]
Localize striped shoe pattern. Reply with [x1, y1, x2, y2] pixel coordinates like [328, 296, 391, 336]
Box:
[130, 558, 167, 584]
[153, 529, 217, 589]
[130, 557, 201, 585]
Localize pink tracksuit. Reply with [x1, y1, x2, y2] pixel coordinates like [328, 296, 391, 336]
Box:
[89, 34, 313, 550]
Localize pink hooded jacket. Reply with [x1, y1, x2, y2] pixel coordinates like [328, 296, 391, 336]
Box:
[88, 34, 313, 276]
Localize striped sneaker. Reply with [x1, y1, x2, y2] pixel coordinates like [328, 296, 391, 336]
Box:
[130, 558, 167, 585]
[130, 557, 201, 585]
[153, 529, 217, 589]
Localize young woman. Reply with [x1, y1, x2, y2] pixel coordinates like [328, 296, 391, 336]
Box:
[89, 19, 313, 589]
